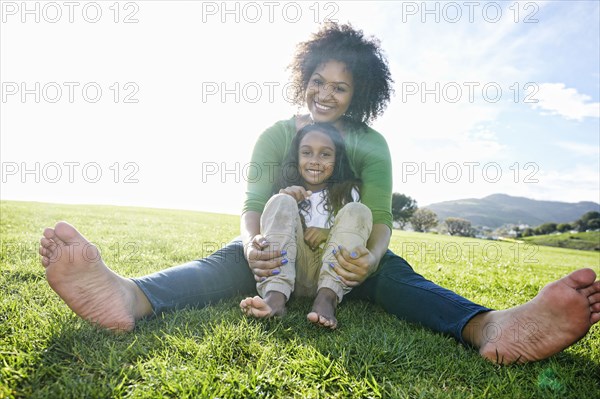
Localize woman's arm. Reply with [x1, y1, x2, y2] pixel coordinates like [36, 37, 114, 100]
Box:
[241, 120, 294, 280]
[333, 127, 394, 285]
[366, 223, 392, 271]
[241, 210, 261, 246]
[241, 210, 286, 282]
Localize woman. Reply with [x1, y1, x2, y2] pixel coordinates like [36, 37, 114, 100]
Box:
[39, 22, 600, 364]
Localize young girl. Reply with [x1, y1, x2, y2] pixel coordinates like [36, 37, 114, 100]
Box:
[240, 122, 372, 329]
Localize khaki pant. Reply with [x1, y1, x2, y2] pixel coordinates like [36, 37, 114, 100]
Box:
[256, 193, 372, 303]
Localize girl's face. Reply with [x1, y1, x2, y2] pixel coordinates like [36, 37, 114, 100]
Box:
[305, 60, 354, 126]
[298, 130, 336, 192]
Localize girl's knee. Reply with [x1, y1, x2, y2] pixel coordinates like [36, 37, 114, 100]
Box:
[263, 194, 299, 216]
[338, 202, 372, 220]
[269, 193, 298, 206]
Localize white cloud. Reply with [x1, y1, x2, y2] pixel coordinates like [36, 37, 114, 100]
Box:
[555, 141, 600, 156]
[526, 165, 600, 203]
[532, 83, 600, 121]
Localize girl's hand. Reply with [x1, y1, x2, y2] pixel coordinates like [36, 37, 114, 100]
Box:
[244, 234, 287, 282]
[303, 227, 329, 251]
[330, 245, 378, 287]
[279, 186, 312, 203]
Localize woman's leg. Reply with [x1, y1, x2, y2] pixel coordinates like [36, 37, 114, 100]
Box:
[347, 251, 600, 364]
[132, 240, 256, 314]
[309, 202, 373, 328]
[39, 221, 256, 332]
[346, 250, 490, 344]
[240, 194, 302, 317]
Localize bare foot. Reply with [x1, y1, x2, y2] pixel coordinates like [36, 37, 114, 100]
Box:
[465, 268, 600, 364]
[39, 221, 151, 332]
[307, 288, 338, 329]
[240, 291, 287, 318]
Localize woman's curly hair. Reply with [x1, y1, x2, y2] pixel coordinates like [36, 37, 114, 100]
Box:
[288, 21, 394, 125]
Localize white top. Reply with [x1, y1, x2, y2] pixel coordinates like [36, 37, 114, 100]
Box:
[299, 188, 359, 229]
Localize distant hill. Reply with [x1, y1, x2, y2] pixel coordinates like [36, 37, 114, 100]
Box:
[424, 194, 600, 228]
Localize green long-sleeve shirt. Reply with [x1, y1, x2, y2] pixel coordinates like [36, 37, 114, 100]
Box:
[243, 116, 393, 230]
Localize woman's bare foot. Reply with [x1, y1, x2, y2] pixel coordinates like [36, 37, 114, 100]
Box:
[463, 268, 600, 364]
[307, 288, 338, 329]
[39, 221, 152, 332]
[240, 291, 287, 318]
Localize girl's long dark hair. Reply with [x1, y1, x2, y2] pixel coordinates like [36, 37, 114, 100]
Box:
[275, 123, 360, 225]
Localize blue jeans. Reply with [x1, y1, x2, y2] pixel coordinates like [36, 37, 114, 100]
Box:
[132, 239, 491, 345]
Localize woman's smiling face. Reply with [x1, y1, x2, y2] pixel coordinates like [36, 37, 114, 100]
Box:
[305, 60, 354, 125]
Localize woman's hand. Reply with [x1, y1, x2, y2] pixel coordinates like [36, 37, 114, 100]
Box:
[244, 234, 287, 282]
[279, 186, 312, 203]
[304, 227, 329, 251]
[330, 245, 378, 287]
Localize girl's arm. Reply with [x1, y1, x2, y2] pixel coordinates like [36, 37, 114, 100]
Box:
[279, 186, 311, 202]
[304, 227, 330, 250]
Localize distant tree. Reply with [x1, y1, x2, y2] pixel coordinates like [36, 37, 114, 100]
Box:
[556, 223, 572, 233]
[581, 211, 600, 222]
[391, 193, 417, 229]
[588, 218, 600, 230]
[410, 208, 438, 232]
[445, 217, 473, 237]
[574, 211, 600, 232]
[535, 222, 557, 235]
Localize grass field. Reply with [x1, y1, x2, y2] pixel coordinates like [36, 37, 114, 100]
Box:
[522, 231, 600, 252]
[1, 200, 599, 398]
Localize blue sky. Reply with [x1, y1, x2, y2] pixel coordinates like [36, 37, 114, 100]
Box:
[1, 1, 599, 214]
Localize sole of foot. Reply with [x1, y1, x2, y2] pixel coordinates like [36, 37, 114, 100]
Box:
[40, 221, 139, 332]
[477, 268, 600, 364]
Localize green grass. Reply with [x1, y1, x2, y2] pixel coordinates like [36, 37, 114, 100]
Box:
[522, 231, 600, 252]
[1, 200, 599, 398]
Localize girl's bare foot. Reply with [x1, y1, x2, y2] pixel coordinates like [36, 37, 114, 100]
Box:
[240, 291, 287, 318]
[39, 221, 151, 332]
[464, 268, 600, 364]
[307, 288, 338, 329]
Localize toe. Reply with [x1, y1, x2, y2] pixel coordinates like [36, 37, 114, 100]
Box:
[39, 245, 46, 257]
[40, 237, 55, 249]
[43, 227, 65, 246]
[43, 228, 55, 240]
[54, 221, 83, 243]
[579, 281, 600, 297]
[323, 316, 337, 329]
[565, 268, 597, 289]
